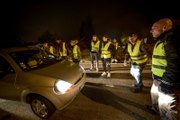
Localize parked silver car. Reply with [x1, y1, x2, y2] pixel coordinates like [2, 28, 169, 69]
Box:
[0, 47, 86, 119]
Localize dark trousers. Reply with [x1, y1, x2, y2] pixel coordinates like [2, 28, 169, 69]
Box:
[101, 58, 111, 72]
[90, 52, 99, 69]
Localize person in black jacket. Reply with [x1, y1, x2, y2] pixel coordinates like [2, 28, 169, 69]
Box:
[147, 18, 180, 120]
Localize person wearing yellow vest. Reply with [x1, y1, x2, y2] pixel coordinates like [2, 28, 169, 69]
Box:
[101, 34, 114, 78]
[54, 39, 69, 60]
[90, 35, 100, 72]
[40, 42, 56, 58]
[70, 39, 81, 63]
[111, 38, 119, 63]
[123, 33, 149, 93]
[146, 18, 180, 120]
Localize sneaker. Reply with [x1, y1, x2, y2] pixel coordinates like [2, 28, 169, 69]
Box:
[90, 68, 93, 71]
[101, 72, 107, 76]
[133, 83, 144, 93]
[107, 72, 111, 78]
[145, 105, 159, 115]
[132, 88, 142, 93]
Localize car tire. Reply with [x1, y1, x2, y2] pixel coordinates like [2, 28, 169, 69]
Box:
[30, 95, 56, 119]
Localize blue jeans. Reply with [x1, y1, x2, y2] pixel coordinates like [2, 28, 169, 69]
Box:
[101, 58, 111, 72]
[90, 52, 99, 69]
[150, 79, 178, 120]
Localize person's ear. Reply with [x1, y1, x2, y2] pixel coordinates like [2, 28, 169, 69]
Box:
[162, 24, 168, 32]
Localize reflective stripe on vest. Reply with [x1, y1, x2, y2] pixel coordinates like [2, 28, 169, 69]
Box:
[60, 42, 67, 56]
[91, 40, 100, 52]
[127, 40, 148, 64]
[152, 41, 167, 77]
[101, 41, 111, 58]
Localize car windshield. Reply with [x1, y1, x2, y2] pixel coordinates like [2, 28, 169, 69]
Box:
[9, 49, 58, 71]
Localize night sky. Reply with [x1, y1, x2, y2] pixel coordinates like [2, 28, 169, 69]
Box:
[1, 0, 180, 46]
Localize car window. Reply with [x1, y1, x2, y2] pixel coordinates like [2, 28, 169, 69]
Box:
[0, 56, 14, 78]
[9, 49, 58, 71]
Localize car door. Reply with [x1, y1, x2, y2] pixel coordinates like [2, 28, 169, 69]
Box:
[0, 56, 19, 100]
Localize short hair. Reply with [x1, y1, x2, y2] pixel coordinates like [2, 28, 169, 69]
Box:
[129, 33, 138, 37]
[156, 18, 173, 30]
[102, 34, 110, 39]
[92, 35, 97, 37]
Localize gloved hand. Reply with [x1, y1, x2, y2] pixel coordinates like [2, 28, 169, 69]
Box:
[160, 82, 173, 94]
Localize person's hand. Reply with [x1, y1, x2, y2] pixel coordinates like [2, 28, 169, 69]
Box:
[148, 58, 152, 64]
[160, 82, 173, 94]
[123, 60, 127, 66]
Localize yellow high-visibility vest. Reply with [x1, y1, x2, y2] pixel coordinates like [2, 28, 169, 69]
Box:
[114, 42, 118, 50]
[152, 41, 167, 77]
[91, 40, 100, 52]
[73, 45, 80, 60]
[127, 40, 148, 64]
[60, 42, 67, 57]
[101, 41, 111, 59]
[49, 46, 54, 55]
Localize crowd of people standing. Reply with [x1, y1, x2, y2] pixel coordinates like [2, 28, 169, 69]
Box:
[88, 18, 180, 120]
[36, 17, 180, 120]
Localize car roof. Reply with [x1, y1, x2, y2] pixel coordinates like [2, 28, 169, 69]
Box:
[0, 46, 39, 53]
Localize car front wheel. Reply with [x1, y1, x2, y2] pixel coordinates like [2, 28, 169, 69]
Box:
[30, 95, 56, 119]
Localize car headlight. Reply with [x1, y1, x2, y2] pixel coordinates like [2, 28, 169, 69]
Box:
[54, 80, 74, 94]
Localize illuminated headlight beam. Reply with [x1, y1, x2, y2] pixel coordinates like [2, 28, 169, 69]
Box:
[54, 80, 74, 94]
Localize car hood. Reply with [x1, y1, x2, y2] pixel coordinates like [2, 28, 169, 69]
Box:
[30, 60, 84, 84]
